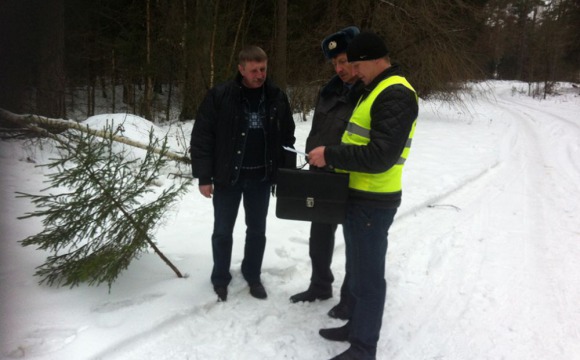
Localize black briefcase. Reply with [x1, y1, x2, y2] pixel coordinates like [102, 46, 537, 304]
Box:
[275, 168, 349, 224]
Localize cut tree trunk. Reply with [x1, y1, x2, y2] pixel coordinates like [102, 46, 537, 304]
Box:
[0, 108, 191, 165]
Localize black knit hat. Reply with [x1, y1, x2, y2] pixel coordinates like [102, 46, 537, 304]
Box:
[346, 31, 389, 62]
[321, 26, 360, 60]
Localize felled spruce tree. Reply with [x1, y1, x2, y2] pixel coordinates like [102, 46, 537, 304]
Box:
[17, 125, 190, 288]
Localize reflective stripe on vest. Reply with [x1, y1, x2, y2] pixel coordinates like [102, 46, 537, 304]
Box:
[339, 75, 417, 194]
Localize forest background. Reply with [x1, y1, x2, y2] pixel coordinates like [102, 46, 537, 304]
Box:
[1, 0, 579, 123]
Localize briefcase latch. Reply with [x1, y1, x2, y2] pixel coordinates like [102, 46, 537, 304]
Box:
[306, 197, 315, 208]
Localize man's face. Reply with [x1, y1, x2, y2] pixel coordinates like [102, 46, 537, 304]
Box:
[332, 53, 357, 85]
[351, 60, 380, 85]
[239, 60, 267, 88]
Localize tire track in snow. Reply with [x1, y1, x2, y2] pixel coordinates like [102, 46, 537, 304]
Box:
[495, 97, 580, 351]
[385, 157, 512, 360]
[496, 96, 580, 187]
[382, 95, 580, 360]
[90, 276, 335, 360]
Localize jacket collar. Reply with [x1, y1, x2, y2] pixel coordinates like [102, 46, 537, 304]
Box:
[321, 75, 363, 102]
[364, 64, 403, 92]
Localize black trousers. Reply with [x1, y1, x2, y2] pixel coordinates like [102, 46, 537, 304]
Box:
[309, 222, 349, 302]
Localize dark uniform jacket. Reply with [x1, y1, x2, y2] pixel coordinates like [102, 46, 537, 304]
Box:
[190, 74, 296, 186]
[325, 64, 419, 208]
[305, 75, 363, 154]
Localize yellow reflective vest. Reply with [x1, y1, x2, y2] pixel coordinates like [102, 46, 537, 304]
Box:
[339, 75, 417, 194]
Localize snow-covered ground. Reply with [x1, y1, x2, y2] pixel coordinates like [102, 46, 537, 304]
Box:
[1, 81, 579, 360]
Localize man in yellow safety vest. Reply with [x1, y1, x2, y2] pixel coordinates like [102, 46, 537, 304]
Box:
[308, 31, 419, 360]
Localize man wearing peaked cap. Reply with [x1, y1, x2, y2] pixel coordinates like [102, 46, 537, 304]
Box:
[321, 26, 360, 60]
[309, 31, 419, 360]
[289, 26, 363, 323]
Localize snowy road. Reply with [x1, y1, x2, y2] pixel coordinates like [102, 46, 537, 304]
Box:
[387, 85, 580, 360]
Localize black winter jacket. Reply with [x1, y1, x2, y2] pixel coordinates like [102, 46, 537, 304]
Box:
[305, 75, 363, 153]
[325, 64, 419, 208]
[190, 74, 296, 186]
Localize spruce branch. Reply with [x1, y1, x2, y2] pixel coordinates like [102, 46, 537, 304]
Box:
[17, 124, 190, 289]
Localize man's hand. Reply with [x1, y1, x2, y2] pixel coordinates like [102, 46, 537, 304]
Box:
[199, 184, 213, 198]
[308, 146, 327, 168]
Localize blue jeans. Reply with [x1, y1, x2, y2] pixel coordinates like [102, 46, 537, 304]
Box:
[343, 203, 397, 359]
[210, 179, 271, 287]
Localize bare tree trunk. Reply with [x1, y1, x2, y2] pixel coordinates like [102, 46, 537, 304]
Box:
[143, 0, 154, 121]
[179, 0, 195, 121]
[209, 0, 220, 89]
[100, 76, 107, 99]
[361, 0, 378, 30]
[273, 0, 288, 90]
[112, 50, 117, 113]
[36, 0, 66, 119]
[166, 60, 173, 121]
[227, 0, 247, 72]
[0, 0, 35, 114]
[87, 80, 95, 117]
[527, 5, 539, 96]
[515, 0, 533, 81]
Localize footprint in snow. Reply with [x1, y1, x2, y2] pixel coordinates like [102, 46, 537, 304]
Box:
[6, 327, 86, 358]
[91, 292, 164, 313]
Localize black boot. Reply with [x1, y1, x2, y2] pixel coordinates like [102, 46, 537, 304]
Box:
[328, 274, 353, 320]
[289, 287, 332, 303]
[249, 282, 268, 299]
[214, 286, 228, 302]
[319, 322, 350, 342]
[327, 301, 351, 320]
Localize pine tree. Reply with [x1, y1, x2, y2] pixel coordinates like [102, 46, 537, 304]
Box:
[17, 124, 190, 289]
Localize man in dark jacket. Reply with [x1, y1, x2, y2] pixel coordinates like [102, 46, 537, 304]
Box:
[289, 26, 362, 322]
[190, 45, 296, 302]
[308, 32, 419, 360]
